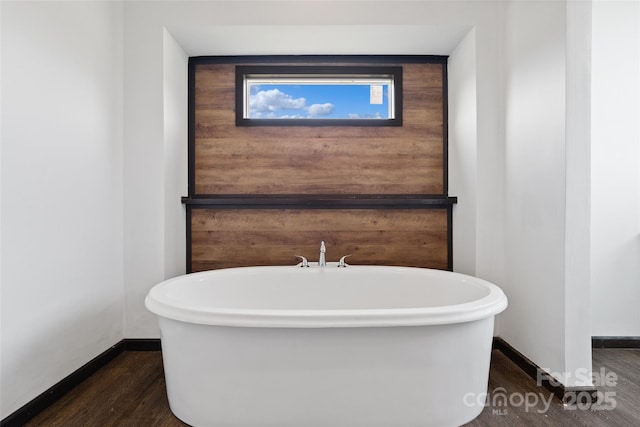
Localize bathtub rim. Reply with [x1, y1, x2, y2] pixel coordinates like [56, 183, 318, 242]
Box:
[145, 265, 508, 328]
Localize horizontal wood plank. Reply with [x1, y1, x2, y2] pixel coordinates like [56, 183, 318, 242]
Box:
[190, 208, 448, 271]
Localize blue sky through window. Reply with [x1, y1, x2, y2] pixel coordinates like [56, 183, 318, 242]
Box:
[248, 83, 390, 119]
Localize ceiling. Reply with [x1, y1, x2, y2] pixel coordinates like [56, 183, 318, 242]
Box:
[167, 24, 472, 56]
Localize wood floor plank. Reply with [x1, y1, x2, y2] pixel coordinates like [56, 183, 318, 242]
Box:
[23, 348, 640, 426]
[24, 361, 129, 426]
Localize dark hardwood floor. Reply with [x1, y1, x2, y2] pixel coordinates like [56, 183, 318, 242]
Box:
[24, 348, 639, 426]
[465, 349, 640, 427]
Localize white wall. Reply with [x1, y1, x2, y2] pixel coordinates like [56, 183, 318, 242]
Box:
[591, 0, 640, 336]
[448, 28, 478, 277]
[501, 0, 593, 387]
[564, 0, 593, 386]
[120, 26, 189, 339]
[122, 2, 167, 338]
[0, 1, 124, 418]
[163, 29, 189, 282]
[502, 0, 568, 380]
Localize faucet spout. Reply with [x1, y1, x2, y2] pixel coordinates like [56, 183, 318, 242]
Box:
[319, 241, 326, 267]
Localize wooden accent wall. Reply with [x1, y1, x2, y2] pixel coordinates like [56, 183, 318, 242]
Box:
[193, 62, 444, 195]
[191, 209, 449, 271]
[185, 56, 454, 272]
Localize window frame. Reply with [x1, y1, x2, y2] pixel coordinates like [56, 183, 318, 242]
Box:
[235, 65, 403, 127]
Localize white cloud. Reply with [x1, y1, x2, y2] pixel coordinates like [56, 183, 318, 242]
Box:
[250, 89, 306, 112]
[307, 103, 335, 116]
[249, 89, 336, 118]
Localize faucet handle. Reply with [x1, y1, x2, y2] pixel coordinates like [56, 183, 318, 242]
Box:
[295, 255, 310, 267]
[337, 254, 352, 268]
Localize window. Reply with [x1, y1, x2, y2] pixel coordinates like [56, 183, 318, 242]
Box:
[236, 66, 402, 126]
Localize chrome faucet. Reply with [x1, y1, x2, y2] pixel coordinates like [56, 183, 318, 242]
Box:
[337, 254, 351, 267]
[319, 241, 326, 267]
[295, 255, 310, 267]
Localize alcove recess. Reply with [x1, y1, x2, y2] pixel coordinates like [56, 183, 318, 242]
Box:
[182, 55, 457, 272]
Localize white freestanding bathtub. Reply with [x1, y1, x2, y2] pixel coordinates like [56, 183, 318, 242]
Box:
[145, 264, 507, 427]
